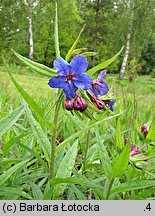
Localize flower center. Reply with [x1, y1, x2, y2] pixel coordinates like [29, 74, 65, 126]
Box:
[92, 80, 100, 89]
[66, 72, 74, 82]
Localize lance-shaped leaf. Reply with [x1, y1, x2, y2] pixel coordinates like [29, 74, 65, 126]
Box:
[65, 25, 86, 62]
[53, 140, 78, 199]
[0, 105, 25, 137]
[112, 142, 130, 178]
[86, 46, 124, 76]
[24, 102, 51, 163]
[12, 50, 56, 77]
[0, 158, 30, 187]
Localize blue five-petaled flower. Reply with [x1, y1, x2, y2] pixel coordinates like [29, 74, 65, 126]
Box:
[48, 55, 93, 99]
[89, 70, 109, 97]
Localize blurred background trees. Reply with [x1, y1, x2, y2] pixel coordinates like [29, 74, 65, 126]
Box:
[1, 0, 155, 77]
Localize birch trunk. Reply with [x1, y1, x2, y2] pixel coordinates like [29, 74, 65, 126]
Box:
[28, 0, 33, 60]
[119, 29, 131, 80]
[119, 7, 134, 80]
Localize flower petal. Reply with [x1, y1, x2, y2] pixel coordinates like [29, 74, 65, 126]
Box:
[63, 82, 78, 99]
[48, 76, 66, 88]
[97, 70, 107, 82]
[90, 81, 109, 97]
[73, 74, 93, 90]
[54, 57, 71, 76]
[70, 55, 88, 75]
[109, 100, 116, 112]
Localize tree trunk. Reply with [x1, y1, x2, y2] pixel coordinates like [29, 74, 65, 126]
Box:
[28, 0, 33, 60]
[92, 0, 100, 67]
[119, 29, 132, 80]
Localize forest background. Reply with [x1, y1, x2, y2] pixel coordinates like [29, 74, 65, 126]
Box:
[1, 0, 155, 79]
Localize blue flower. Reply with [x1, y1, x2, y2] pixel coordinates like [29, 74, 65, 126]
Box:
[89, 70, 109, 97]
[107, 100, 116, 112]
[48, 55, 93, 99]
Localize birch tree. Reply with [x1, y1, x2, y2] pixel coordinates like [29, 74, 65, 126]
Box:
[116, 0, 155, 80]
[26, 0, 34, 60]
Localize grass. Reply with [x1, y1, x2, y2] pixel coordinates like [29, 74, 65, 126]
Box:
[0, 66, 155, 200]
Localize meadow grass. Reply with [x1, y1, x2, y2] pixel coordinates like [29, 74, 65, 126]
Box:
[0, 68, 155, 200]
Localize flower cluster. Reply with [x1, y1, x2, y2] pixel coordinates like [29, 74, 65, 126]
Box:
[48, 55, 116, 112]
[130, 144, 141, 157]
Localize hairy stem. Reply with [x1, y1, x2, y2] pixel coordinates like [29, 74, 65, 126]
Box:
[106, 177, 115, 200]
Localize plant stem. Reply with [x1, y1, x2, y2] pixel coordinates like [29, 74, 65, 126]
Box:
[106, 177, 115, 200]
[83, 130, 90, 173]
[49, 90, 61, 181]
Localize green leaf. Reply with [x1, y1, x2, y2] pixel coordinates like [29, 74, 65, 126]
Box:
[6, 67, 54, 131]
[146, 119, 155, 142]
[31, 183, 43, 200]
[65, 25, 86, 62]
[95, 131, 112, 180]
[56, 111, 125, 153]
[115, 118, 124, 150]
[81, 52, 98, 57]
[0, 159, 22, 166]
[24, 102, 51, 163]
[0, 158, 30, 187]
[53, 140, 78, 199]
[0, 187, 32, 200]
[69, 185, 87, 200]
[86, 46, 124, 76]
[43, 176, 102, 199]
[3, 133, 30, 155]
[12, 50, 56, 77]
[111, 180, 155, 195]
[112, 142, 130, 178]
[18, 143, 48, 170]
[0, 105, 25, 137]
[8, 70, 43, 118]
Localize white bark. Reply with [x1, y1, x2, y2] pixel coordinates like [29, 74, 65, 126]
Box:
[28, 0, 33, 60]
[119, 29, 131, 80]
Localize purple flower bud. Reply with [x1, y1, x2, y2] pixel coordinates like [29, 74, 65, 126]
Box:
[141, 125, 148, 137]
[64, 98, 74, 110]
[86, 90, 105, 110]
[92, 98, 105, 109]
[140, 125, 147, 132]
[143, 129, 148, 137]
[124, 137, 129, 144]
[73, 95, 88, 112]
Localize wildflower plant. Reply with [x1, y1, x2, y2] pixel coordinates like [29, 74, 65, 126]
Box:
[1, 1, 154, 200]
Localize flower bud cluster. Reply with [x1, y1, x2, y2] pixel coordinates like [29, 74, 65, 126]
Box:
[64, 94, 87, 112]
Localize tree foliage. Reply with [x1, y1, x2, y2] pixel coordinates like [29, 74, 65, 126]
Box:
[0, 0, 155, 74]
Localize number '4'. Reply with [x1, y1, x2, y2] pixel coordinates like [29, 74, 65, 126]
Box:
[146, 203, 151, 211]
